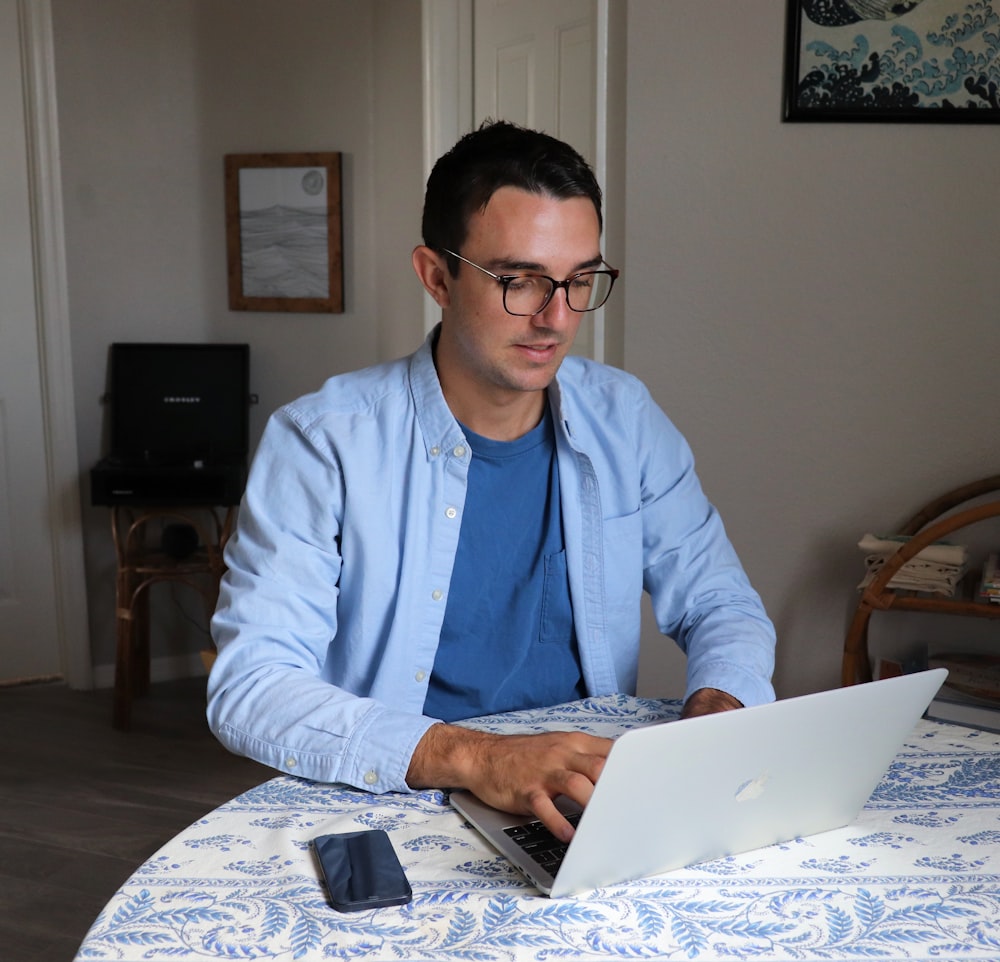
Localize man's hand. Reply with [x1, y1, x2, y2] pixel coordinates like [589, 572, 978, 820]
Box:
[406, 723, 612, 842]
[680, 687, 743, 719]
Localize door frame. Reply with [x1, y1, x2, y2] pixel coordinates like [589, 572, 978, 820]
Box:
[17, 0, 91, 688]
[419, 0, 611, 363]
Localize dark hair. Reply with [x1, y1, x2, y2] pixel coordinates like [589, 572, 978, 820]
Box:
[421, 120, 603, 275]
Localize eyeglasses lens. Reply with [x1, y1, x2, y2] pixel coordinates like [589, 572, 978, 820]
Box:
[503, 272, 614, 316]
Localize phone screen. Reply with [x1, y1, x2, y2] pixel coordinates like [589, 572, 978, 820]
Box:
[313, 830, 412, 912]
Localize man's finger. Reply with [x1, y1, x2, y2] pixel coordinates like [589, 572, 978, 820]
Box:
[526, 790, 577, 843]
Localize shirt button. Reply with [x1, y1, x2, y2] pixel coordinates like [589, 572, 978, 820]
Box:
[415, 670, 426, 682]
[453, 445, 466, 458]
[431, 589, 443, 601]
[445, 506, 457, 519]
[285, 757, 297, 769]
[363, 770, 378, 786]
[430, 446, 440, 457]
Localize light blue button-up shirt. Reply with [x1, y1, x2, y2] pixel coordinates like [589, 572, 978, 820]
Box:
[207, 329, 776, 793]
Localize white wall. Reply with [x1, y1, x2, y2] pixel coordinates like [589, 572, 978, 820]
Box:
[626, 3, 1000, 698]
[51, 0, 424, 674]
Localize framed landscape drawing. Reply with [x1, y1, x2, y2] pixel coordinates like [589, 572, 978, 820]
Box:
[225, 152, 343, 312]
[784, 0, 1000, 122]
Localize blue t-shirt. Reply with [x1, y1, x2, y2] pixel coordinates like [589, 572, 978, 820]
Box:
[423, 407, 587, 721]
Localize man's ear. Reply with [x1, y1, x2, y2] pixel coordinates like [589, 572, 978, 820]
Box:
[411, 246, 451, 308]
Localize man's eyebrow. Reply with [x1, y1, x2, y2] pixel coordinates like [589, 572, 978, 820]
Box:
[489, 254, 605, 274]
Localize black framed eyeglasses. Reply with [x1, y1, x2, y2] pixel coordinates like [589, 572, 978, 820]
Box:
[440, 248, 619, 317]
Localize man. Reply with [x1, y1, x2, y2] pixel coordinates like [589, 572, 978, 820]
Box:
[208, 121, 775, 842]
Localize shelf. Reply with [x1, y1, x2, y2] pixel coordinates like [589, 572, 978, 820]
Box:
[874, 570, 1000, 619]
[879, 593, 1000, 619]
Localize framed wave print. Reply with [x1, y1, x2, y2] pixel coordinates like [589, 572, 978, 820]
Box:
[225, 152, 343, 312]
[784, 0, 1000, 122]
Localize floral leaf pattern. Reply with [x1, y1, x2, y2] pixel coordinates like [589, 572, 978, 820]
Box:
[76, 696, 1000, 960]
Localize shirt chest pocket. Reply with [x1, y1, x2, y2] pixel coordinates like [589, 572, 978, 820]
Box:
[539, 549, 573, 645]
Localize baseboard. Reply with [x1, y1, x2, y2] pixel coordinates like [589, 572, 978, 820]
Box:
[92, 651, 210, 690]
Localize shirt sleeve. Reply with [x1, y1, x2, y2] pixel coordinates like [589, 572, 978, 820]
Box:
[206, 408, 437, 793]
[635, 391, 777, 708]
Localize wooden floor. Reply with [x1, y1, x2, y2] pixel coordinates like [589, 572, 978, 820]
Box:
[0, 677, 272, 961]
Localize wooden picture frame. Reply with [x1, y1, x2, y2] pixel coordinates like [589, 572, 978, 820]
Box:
[784, 0, 1000, 123]
[225, 152, 343, 312]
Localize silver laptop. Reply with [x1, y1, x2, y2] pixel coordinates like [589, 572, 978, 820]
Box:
[450, 668, 947, 898]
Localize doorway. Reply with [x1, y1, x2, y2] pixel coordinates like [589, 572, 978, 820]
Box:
[1, 0, 90, 688]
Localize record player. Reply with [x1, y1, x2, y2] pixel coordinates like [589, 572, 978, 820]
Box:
[90, 343, 253, 506]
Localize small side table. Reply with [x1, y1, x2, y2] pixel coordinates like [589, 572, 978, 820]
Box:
[110, 504, 235, 729]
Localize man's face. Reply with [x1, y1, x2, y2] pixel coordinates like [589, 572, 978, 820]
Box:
[435, 186, 603, 413]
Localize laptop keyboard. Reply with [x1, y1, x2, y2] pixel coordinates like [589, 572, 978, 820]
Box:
[503, 811, 582, 876]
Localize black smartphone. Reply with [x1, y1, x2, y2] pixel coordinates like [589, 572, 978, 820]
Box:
[313, 830, 412, 912]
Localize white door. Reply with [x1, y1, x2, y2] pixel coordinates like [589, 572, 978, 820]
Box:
[0, 0, 63, 681]
[473, 0, 599, 359]
[473, 0, 595, 161]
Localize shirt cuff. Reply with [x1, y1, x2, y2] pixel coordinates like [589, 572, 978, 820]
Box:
[340, 704, 441, 794]
[685, 661, 775, 709]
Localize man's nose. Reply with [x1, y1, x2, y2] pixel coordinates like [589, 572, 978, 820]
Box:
[534, 283, 575, 326]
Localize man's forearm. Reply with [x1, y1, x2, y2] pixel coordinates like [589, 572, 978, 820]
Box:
[405, 722, 494, 789]
[406, 723, 610, 795]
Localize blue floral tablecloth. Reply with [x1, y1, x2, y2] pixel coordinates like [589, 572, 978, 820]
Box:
[75, 694, 1000, 961]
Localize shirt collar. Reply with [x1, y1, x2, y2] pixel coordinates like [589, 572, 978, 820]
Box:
[408, 325, 467, 459]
